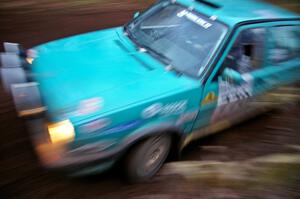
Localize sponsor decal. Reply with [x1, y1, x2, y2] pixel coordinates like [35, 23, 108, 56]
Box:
[79, 118, 111, 133]
[218, 79, 253, 106]
[68, 140, 116, 154]
[202, 92, 217, 105]
[103, 120, 143, 135]
[212, 76, 253, 122]
[142, 103, 163, 119]
[142, 100, 188, 119]
[77, 97, 103, 116]
[177, 10, 212, 29]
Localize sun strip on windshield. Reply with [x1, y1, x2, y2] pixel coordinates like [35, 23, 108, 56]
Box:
[177, 9, 213, 29]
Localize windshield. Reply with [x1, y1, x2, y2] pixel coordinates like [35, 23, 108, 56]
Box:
[125, 2, 228, 77]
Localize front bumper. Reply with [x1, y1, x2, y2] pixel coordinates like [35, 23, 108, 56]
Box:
[0, 42, 119, 175]
[27, 118, 121, 175]
[0, 42, 122, 175]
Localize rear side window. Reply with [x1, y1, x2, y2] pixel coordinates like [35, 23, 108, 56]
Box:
[268, 25, 300, 64]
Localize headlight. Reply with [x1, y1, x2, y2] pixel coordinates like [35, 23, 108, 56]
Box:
[47, 120, 75, 144]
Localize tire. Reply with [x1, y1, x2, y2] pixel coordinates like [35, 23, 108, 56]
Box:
[124, 134, 171, 183]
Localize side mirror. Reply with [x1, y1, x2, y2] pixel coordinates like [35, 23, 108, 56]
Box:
[221, 68, 245, 85]
[133, 12, 140, 19]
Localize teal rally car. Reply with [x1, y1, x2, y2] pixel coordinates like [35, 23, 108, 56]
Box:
[1, 0, 300, 182]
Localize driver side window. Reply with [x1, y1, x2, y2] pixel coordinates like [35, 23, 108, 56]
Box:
[221, 28, 266, 74]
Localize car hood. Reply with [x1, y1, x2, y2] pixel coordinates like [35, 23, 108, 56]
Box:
[32, 27, 197, 123]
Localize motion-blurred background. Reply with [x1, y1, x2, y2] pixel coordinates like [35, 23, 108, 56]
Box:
[1, 0, 298, 48]
[0, 0, 300, 199]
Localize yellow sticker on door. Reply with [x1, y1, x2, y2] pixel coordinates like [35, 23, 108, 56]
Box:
[202, 92, 217, 105]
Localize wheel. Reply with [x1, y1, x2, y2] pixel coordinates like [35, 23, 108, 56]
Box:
[124, 134, 171, 183]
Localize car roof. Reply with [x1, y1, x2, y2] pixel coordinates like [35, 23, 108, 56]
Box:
[177, 0, 300, 27]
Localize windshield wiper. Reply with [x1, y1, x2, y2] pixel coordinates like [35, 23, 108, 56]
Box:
[142, 45, 172, 65]
[124, 26, 182, 76]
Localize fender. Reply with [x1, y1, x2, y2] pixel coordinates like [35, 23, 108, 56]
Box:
[121, 118, 185, 155]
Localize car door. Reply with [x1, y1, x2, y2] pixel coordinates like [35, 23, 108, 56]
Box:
[190, 21, 300, 140]
[245, 21, 300, 107]
[260, 22, 300, 100]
